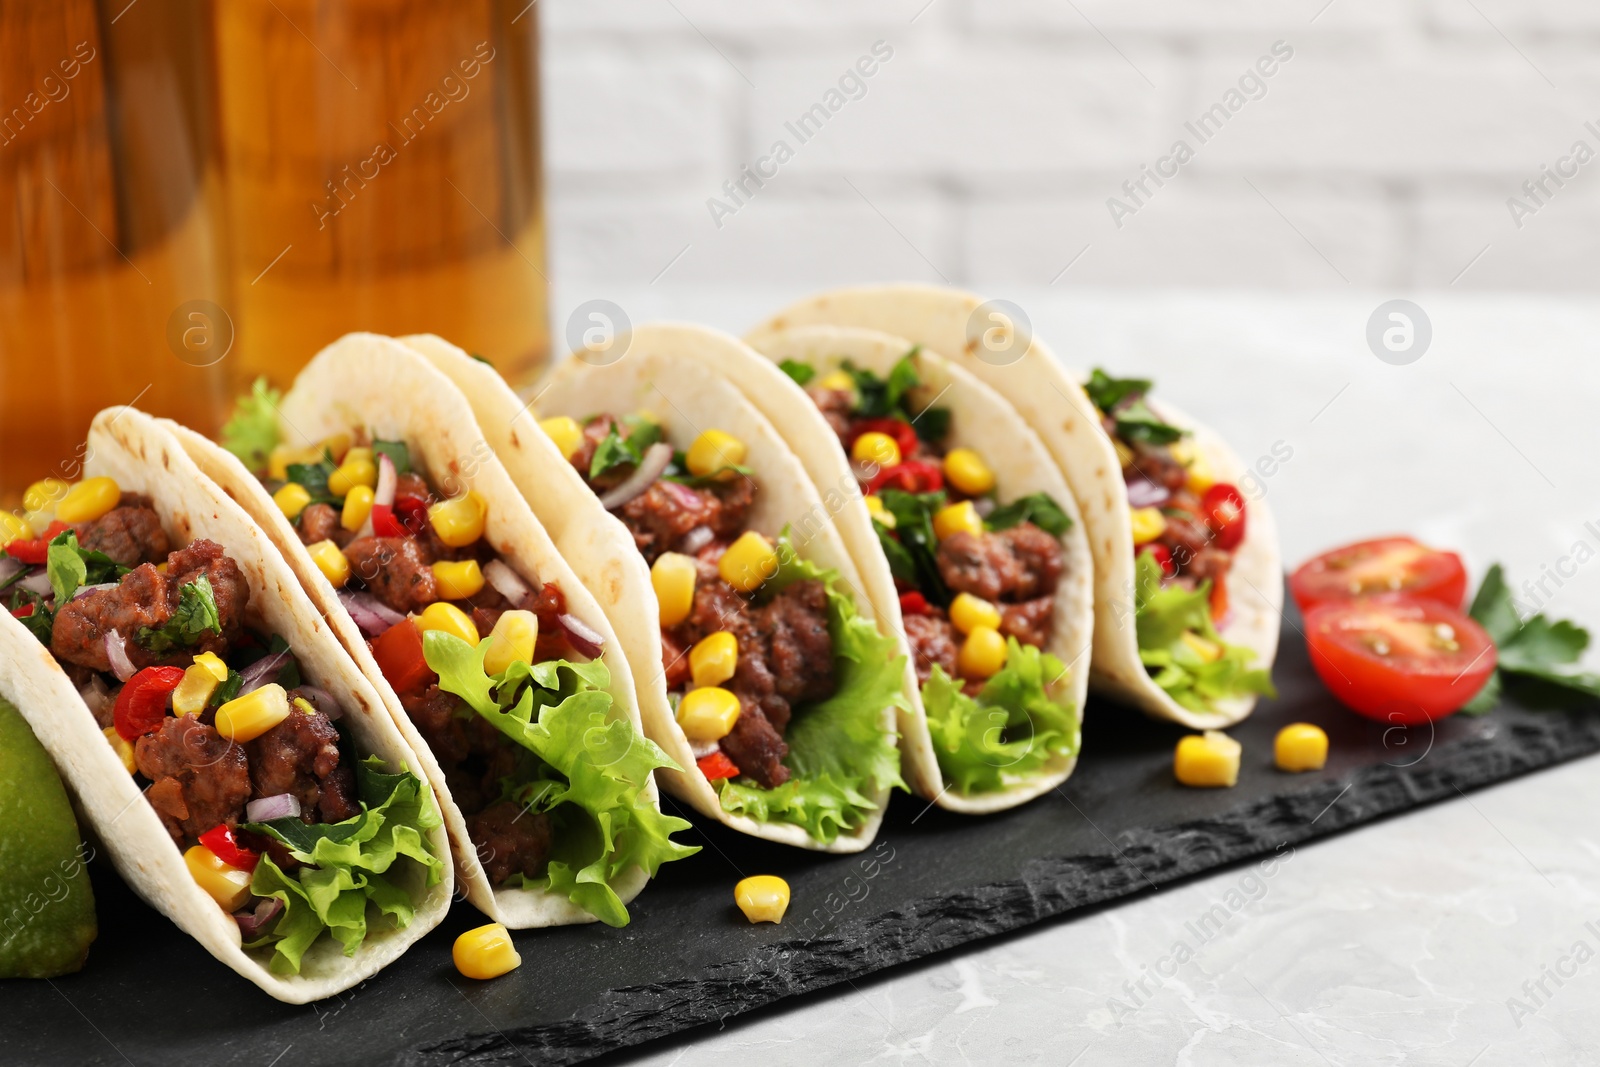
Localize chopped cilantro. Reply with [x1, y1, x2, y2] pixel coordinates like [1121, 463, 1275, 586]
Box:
[875, 490, 951, 607]
[588, 416, 663, 480]
[372, 440, 413, 475]
[1085, 368, 1184, 447]
[1462, 564, 1600, 712]
[778, 359, 816, 386]
[985, 493, 1074, 538]
[137, 576, 222, 653]
[284, 459, 341, 505]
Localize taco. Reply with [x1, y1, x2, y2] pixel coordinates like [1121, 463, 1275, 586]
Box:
[0, 408, 451, 1002]
[178, 333, 696, 929]
[748, 285, 1282, 729]
[401, 327, 908, 851]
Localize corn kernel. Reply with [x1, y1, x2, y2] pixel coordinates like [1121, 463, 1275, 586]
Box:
[267, 445, 322, 482]
[274, 482, 312, 521]
[1129, 506, 1166, 545]
[690, 631, 738, 688]
[172, 660, 225, 717]
[55, 477, 121, 524]
[318, 432, 353, 464]
[1174, 730, 1241, 788]
[677, 686, 741, 742]
[1112, 438, 1135, 469]
[933, 500, 983, 541]
[428, 491, 487, 548]
[184, 845, 253, 912]
[863, 494, 895, 529]
[851, 431, 901, 468]
[341, 484, 374, 531]
[539, 416, 584, 461]
[818, 369, 856, 392]
[483, 610, 539, 676]
[1274, 723, 1329, 773]
[453, 923, 522, 980]
[307, 539, 351, 588]
[686, 429, 748, 479]
[718, 531, 779, 593]
[958, 625, 1008, 679]
[949, 592, 1002, 635]
[415, 601, 479, 646]
[214, 683, 291, 743]
[1179, 631, 1223, 664]
[102, 726, 136, 774]
[327, 456, 377, 497]
[734, 875, 790, 924]
[1169, 439, 1215, 494]
[0, 511, 30, 547]
[190, 651, 229, 681]
[432, 559, 485, 600]
[653, 552, 698, 626]
[23, 478, 71, 515]
[943, 448, 995, 496]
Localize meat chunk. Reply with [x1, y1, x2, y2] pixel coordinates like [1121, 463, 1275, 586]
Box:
[936, 523, 1063, 604]
[245, 700, 359, 824]
[999, 597, 1054, 649]
[999, 524, 1064, 601]
[135, 716, 251, 848]
[1183, 547, 1232, 587]
[903, 611, 958, 685]
[394, 472, 432, 504]
[806, 385, 855, 441]
[74, 499, 168, 566]
[297, 503, 351, 548]
[760, 580, 835, 708]
[343, 537, 438, 613]
[720, 707, 790, 789]
[567, 414, 622, 477]
[1124, 443, 1188, 492]
[466, 801, 553, 886]
[617, 481, 722, 563]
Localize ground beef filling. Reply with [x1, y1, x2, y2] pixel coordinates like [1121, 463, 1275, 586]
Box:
[73, 494, 169, 566]
[1119, 443, 1235, 592]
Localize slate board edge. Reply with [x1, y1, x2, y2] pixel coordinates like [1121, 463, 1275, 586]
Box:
[403, 707, 1600, 1067]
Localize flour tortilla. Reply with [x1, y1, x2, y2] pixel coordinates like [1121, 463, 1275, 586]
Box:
[739, 326, 1094, 812]
[171, 332, 658, 924]
[747, 285, 1282, 729]
[0, 407, 453, 1003]
[403, 326, 901, 851]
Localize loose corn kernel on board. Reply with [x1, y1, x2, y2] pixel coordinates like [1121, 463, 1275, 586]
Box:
[11, 594, 1600, 1067]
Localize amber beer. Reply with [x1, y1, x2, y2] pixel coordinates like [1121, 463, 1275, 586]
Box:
[0, 0, 232, 504]
[213, 0, 549, 394]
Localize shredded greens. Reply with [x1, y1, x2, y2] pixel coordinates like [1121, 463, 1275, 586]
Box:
[422, 634, 698, 926]
[1134, 550, 1274, 713]
[221, 378, 283, 472]
[245, 756, 445, 975]
[716, 536, 907, 843]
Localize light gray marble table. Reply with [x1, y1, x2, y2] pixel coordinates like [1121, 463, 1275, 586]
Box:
[558, 287, 1600, 1066]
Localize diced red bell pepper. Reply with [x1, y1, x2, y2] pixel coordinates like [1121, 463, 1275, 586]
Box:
[849, 417, 918, 461]
[4, 522, 69, 565]
[867, 460, 944, 495]
[696, 750, 741, 782]
[898, 591, 932, 616]
[9, 603, 35, 619]
[370, 617, 435, 694]
[1209, 574, 1230, 625]
[199, 824, 261, 873]
[1138, 542, 1176, 578]
[370, 503, 406, 538]
[394, 495, 430, 535]
[113, 665, 187, 741]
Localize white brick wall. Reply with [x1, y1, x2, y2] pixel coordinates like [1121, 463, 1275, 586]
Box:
[541, 0, 1600, 294]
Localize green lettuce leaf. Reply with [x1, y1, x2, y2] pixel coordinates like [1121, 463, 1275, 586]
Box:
[423, 633, 698, 926]
[221, 378, 283, 472]
[778, 358, 816, 386]
[1134, 550, 1275, 713]
[46, 531, 130, 605]
[922, 639, 1079, 794]
[245, 757, 445, 975]
[717, 536, 907, 843]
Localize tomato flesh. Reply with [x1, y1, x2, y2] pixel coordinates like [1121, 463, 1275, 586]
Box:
[370, 503, 406, 538]
[370, 618, 435, 694]
[898, 591, 931, 616]
[867, 460, 943, 495]
[199, 824, 261, 872]
[1290, 537, 1467, 614]
[1303, 595, 1495, 724]
[113, 666, 188, 740]
[1200, 484, 1246, 551]
[696, 751, 741, 782]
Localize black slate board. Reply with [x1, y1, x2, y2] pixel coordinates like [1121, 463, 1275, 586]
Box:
[7, 596, 1600, 1067]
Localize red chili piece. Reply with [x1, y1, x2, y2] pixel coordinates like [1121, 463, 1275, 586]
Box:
[113, 666, 188, 741]
[199, 824, 261, 872]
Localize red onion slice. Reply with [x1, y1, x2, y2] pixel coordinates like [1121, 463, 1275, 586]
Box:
[1124, 476, 1171, 509]
[246, 793, 302, 823]
[73, 582, 117, 600]
[557, 613, 605, 659]
[239, 649, 291, 694]
[373, 451, 398, 508]
[678, 525, 714, 555]
[234, 896, 284, 939]
[483, 559, 532, 605]
[657, 478, 703, 510]
[18, 570, 51, 597]
[105, 630, 136, 682]
[0, 556, 22, 585]
[337, 588, 404, 638]
[78, 675, 113, 719]
[598, 442, 673, 510]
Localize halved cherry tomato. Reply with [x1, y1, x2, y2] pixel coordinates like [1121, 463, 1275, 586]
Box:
[1304, 594, 1495, 724]
[696, 750, 741, 782]
[4, 522, 70, 565]
[370, 618, 435, 694]
[113, 665, 188, 741]
[1200, 483, 1246, 551]
[9, 603, 35, 618]
[1138, 543, 1176, 578]
[199, 824, 261, 872]
[394, 495, 430, 535]
[867, 460, 944, 495]
[898, 591, 932, 616]
[1290, 537, 1467, 614]
[370, 503, 406, 538]
[848, 418, 918, 461]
